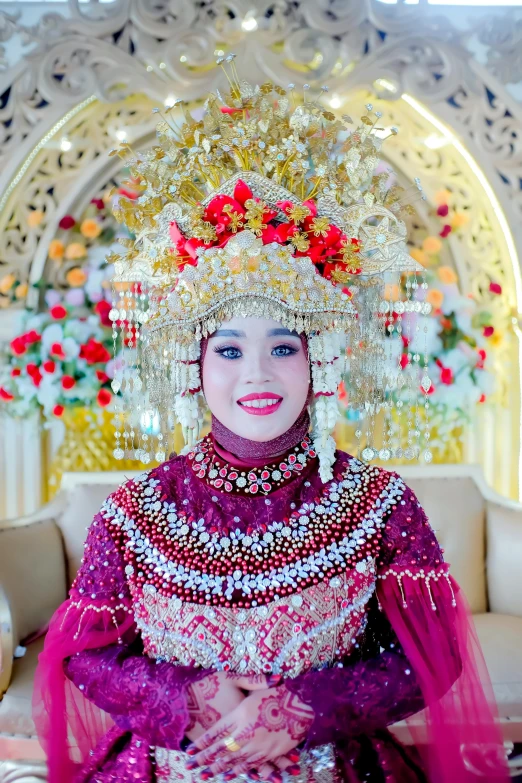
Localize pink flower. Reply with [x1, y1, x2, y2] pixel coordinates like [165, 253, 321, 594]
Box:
[26, 363, 43, 387]
[50, 304, 67, 320]
[97, 388, 112, 407]
[440, 367, 453, 385]
[95, 299, 112, 327]
[50, 343, 66, 360]
[79, 338, 111, 365]
[65, 289, 86, 307]
[437, 204, 449, 217]
[59, 215, 76, 230]
[61, 375, 76, 390]
[489, 282, 502, 295]
[45, 290, 62, 308]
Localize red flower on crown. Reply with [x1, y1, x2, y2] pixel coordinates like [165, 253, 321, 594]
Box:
[167, 179, 360, 285]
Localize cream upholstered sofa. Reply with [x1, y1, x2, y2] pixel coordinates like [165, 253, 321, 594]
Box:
[1, 465, 522, 781]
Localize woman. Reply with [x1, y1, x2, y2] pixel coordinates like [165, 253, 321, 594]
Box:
[34, 71, 508, 783]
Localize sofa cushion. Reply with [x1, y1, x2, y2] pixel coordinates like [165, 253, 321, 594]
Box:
[0, 520, 66, 646]
[59, 483, 123, 584]
[486, 500, 522, 617]
[401, 475, 487, 613]
[473, 613, 522, 720]
[0, 638, 43, 739]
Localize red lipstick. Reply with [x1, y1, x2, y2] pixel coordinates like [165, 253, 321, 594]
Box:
[237, 392, 283, 416]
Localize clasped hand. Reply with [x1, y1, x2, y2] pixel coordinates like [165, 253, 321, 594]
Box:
[185, 671, 314, 782]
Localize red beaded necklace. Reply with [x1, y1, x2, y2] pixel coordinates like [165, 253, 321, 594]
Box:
[188, 434, 316, 495]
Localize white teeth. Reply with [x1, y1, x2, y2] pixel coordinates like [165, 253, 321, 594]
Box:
[240, 398, 280, 408]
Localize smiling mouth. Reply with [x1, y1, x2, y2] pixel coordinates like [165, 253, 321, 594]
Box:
[237, 395, 283, 415]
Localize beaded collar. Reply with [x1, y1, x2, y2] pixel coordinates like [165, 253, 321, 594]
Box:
[102, 458, 405, 607]
[187, 434, 316, 495]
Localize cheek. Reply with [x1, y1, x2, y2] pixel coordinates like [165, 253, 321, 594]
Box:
[201, 354, 237, 408]
[277, 352, 310, 395]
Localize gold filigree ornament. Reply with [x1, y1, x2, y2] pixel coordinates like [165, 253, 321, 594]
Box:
[110, 60, 432, 478]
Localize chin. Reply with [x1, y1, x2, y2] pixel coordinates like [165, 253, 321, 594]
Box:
[234, 419, 287, 442]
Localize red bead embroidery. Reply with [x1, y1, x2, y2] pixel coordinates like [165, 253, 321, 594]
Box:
[187, 435, 316, 495]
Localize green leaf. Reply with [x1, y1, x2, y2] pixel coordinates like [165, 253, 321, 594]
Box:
[100, 226, 115, 243]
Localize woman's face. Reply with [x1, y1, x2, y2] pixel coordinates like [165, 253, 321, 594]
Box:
[202, 316, 310, 442]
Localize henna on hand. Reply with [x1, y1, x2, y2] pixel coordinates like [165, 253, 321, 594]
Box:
[186, 672, 244, 741]
[186, 673, 221, 732]
[190, 684, 314, 774]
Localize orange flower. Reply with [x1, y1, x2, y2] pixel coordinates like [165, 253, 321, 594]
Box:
[451, 212, 469, 229]
[27, 209, 44, 228]
[384, 283, 400, 302]
[426, 289, 444, 309]
[0, 273, 15, 295]
[438, 266, 458, 285]
[66, 268, 87, 287]
[15, 283, 28, 299]
[434, 189, 452, 205]
[422, 236, 442, 255]
[80, 218, 102, 239]
[410, 247, 429, 267]
[48, 239, 65, 261]
[65, 242, 87, 260]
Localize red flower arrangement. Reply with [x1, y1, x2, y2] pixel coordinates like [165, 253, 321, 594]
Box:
[168, 179, 361, 282]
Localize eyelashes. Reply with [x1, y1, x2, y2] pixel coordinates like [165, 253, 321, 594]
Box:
[212, 344, 299, 361]
[213, 345, 241, 360]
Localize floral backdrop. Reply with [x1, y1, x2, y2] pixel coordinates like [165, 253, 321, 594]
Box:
[339, 189, 503, 459]
[0, 187, 137, 420]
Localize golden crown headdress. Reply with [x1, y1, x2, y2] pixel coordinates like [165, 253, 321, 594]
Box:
[109, 58, 429, 480]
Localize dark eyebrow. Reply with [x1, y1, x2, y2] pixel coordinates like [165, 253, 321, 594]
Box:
[211, 328, 246, 338]
[211, 327, 299, 338]
[267, 328, 299, 337]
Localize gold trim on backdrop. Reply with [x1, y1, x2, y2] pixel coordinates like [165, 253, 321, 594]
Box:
[0, 95, 97, 218]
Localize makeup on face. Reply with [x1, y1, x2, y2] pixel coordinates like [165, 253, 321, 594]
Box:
[201, 317, 310, 442]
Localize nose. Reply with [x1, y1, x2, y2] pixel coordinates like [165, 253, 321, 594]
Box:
[242, 350, 274, 385]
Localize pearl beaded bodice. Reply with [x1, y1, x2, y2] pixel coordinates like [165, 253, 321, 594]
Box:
[100, 449, 406, 675]
[133, 567, 375, 676]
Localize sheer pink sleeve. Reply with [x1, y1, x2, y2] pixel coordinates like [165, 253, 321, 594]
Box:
[286, 481, 508, 782]
[33, 506, 206, 783]
[376, 484, 508, 782]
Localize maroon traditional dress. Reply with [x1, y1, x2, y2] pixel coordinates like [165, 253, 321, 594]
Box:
[34, 435, 508, 783]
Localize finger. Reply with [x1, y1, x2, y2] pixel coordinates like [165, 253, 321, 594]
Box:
[273, 749, 302, 769]
[271, 756, 302, 778]
[257, 761, 276, 779]
[186, 722, 235, 758]
[208, 751, 260, 777]
[192, 736, 232, 769]
[263, 756, 294, 783]
[229, 674, 282, 691]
